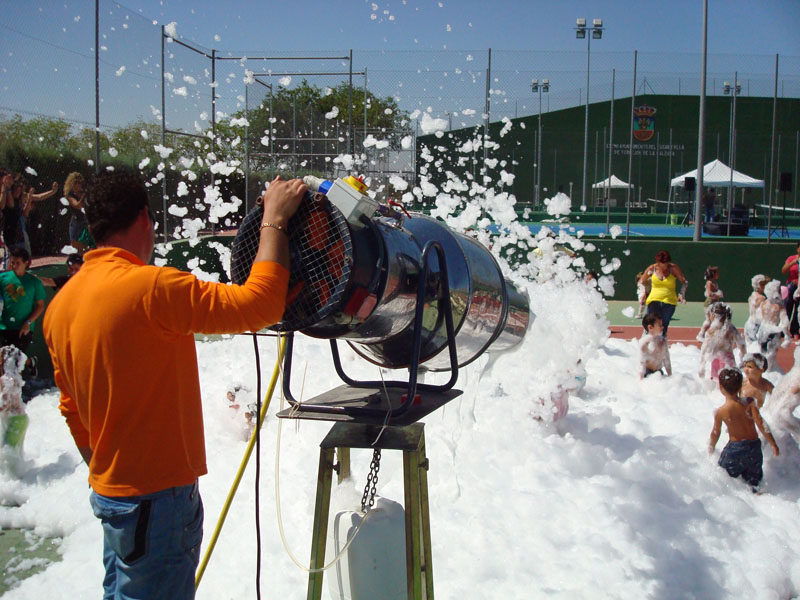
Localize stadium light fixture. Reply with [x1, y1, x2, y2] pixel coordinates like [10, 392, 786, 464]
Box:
[575, 17, 605, 208]
[531, 78, 551, 205]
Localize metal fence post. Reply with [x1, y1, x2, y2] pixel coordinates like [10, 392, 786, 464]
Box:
[94, 0, 100, 175]
[606, 69, 615, 234]
[348, 49, 353, 157]
[693, 0, 708, 241]
[245, 83, 250, 213]
[160, 25, 167, 242]
[483, 48, 492, 183]
[625, 50, 637, 243]
[767, 54, 779, 242]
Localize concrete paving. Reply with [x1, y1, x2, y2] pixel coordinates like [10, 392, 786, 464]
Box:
[0, 528, 61, 595]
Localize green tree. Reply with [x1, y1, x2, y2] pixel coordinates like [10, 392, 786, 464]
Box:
[75, 127, 111, 157]
[0, 114, 82, 155]
[109, 120, 163, 161]
[214, 79, 410, 175]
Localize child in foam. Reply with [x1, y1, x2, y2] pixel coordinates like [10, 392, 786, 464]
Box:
[0, 345, 29, 476]
[696, 266, 724, 341]
[703, 266, 724, 308]
[740, 353, 773, 410]
[757, 280, 791, 372]
[638, 314, 671, 379]
[532, 361, 585, 422]
[762, 345, 800, 443]
[533, 387, 569, 422]
[698, 302, 745, 381]
[744, 275, 770, 351]
[634, 271, 651, 319]
[709, 367, 779, 492]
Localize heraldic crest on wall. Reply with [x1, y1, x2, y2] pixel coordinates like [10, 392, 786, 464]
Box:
[633, 105, 657, 142]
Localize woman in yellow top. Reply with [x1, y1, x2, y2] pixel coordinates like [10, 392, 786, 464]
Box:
[639, 249, 688, 338]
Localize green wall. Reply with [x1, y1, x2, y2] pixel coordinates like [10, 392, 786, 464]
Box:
[418, 95, 800, 210]
[583, 238, 797, 303]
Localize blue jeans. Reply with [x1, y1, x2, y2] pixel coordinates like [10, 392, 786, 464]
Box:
[704, 203, 714, 223]
[90, 481, 203, 600]
[646, 301, 676, 337]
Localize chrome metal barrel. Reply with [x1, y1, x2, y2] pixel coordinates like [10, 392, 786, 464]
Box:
[231, 194, 530, 371]
[345, 213, 530, 371]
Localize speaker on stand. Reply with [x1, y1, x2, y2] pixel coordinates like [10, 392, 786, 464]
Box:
[681, 176, 696, 226]
[771, 172, 792, 238]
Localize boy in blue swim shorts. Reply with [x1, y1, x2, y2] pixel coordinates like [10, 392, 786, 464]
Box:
[708, 368, 780, 492]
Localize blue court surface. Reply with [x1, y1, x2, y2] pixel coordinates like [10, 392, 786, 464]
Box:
[526, 223, 800, 239]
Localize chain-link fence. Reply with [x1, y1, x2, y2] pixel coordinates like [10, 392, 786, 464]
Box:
[1, 0, 799, 257]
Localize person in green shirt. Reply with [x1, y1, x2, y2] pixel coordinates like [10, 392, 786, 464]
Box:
[0, 246, 46, 355]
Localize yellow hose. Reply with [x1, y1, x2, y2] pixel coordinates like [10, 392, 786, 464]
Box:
[195, 335, 287, 590]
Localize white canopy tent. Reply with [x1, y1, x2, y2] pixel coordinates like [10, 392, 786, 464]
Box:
[670, 159, 764, 189]
[668, 159, 764, 233]
[592, 174, 635, 209]
[592, 174, 634, 189]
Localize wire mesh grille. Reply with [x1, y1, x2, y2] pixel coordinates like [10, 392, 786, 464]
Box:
[229, 192, 354, 332]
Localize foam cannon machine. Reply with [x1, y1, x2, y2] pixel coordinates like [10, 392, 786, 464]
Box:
[231, 175, 530, 421]
[230, 175, 530, 599]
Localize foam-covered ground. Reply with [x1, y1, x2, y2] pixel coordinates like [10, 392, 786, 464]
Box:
[3, 286, 800, 598]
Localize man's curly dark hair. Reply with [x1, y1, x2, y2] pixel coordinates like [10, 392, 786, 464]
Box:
[85, 172, 151, 244]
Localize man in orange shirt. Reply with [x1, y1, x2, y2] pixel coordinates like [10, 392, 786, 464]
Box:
[44, 172, 305, 599]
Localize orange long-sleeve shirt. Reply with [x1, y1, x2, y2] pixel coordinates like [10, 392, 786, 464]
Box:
[43, 247, 289, 496]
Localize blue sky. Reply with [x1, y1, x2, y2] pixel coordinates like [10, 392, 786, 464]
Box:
[129, 0, 800, 55]
[1, 0, 799, 132]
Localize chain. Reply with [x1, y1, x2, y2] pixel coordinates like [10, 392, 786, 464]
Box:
[360, 449, 382, 513]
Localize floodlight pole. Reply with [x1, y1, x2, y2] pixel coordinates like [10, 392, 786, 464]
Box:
[605, 68, 615, 234]
[724, 72, 740, 237]
[576, 18, 603, 208]
[582, 26, 591, 209]
[693, 0, 708, 241]
[767, 54, 779, 243]
[531, 78, 549, 206]
[537, 85, 543, 206]
[626, 50, 637, 243]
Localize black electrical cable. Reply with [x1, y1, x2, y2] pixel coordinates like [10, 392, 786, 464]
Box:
[252, 333, 262, 600]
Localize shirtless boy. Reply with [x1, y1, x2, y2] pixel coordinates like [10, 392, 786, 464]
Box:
[639, 314, 671, 379]
[709, 368, 779, 492]
[740, 353, 773, 409]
